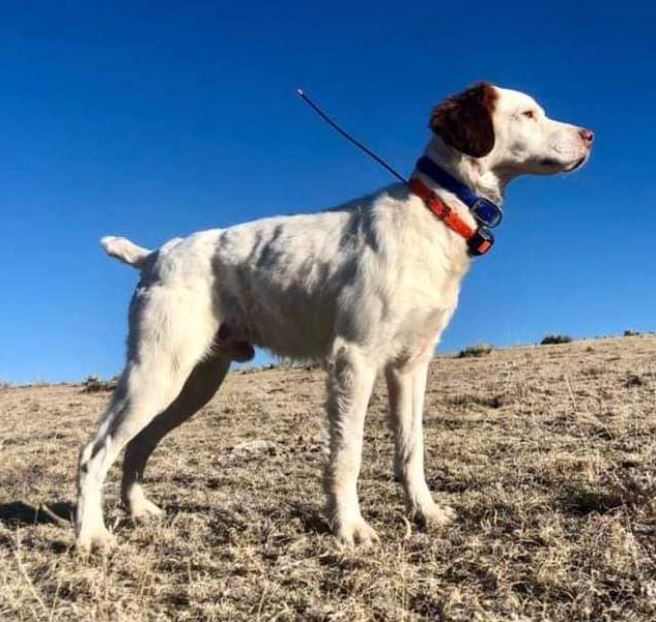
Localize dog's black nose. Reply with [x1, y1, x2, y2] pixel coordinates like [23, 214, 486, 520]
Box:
[580, 128, 594, 144]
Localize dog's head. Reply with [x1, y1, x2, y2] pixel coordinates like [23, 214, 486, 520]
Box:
[430, 83, 593, 177]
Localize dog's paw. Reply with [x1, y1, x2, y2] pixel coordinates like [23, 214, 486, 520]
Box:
[415, 502, 457, 530]
[334, 517, 380, 548]
[128, 498, 165, 522]
[76, 526, 117, 554]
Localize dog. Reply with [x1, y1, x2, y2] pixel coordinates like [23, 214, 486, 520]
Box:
[76, 83, 593, 550]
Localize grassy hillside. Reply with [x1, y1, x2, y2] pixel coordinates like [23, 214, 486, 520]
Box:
[1, 336, 656, 621]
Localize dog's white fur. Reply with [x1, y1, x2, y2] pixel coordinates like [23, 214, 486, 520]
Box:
[76, 85, 592, 550]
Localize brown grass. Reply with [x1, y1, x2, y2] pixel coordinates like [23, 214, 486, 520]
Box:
[2, 336, 656, 621]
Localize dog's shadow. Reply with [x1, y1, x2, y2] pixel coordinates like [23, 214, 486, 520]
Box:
[0, 500, 74, 527]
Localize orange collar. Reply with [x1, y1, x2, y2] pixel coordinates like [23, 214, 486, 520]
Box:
[408, 177, 494, 256]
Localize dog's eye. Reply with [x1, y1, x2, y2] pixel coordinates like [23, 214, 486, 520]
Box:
[522, 110, 536, 119]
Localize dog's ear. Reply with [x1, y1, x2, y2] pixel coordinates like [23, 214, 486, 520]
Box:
[429, 82, 497, 158]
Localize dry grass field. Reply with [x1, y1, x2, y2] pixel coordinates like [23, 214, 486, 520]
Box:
[2, 335, 656, 621]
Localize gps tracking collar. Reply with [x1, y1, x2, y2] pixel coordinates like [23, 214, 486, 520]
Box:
[412, 156, 503, 256]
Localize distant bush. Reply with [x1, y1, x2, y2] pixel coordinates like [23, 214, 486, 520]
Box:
[540, 334, 573, 345]
[448, 391, 505, 408]
[625, 373, 645, 388]
[82, 375, 118, 393]
[624, 330, 640, 337]
[458, 343, 493, 358]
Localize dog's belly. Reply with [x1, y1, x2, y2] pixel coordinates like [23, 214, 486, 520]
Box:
[220, 280, 340, 359]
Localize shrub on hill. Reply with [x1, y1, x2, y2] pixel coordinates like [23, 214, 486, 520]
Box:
[82, 375, 118, 393]
[540, 334, 573, 345]
[458, 343, 494, 358]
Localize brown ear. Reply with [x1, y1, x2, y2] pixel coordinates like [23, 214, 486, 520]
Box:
[429, 82, 497, 157]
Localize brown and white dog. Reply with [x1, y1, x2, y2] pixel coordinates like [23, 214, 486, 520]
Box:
[76, 83, 593, 550]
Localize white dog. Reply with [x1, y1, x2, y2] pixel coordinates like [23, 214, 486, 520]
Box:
[76, 83, 593, 550]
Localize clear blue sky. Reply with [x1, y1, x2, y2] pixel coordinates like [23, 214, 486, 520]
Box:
[1, 1, 654, 384]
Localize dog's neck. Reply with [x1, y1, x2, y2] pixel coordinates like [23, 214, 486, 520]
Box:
[416, 138, 508, 209]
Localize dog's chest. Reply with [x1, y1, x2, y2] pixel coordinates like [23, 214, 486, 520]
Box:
[388, 206, 470, 306]
[381, 205, 470, 348]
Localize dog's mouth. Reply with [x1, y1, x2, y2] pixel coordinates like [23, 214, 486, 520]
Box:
[540, 157, 560, 169]
[565, 155, 587, 173]
[541, 155, 588, 173]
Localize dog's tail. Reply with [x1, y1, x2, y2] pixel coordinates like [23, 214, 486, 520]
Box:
[101, 236, 152, 269]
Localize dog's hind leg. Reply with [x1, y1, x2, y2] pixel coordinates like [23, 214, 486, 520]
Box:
[76, 286, 218, 552]
[121, 353, 231, 520]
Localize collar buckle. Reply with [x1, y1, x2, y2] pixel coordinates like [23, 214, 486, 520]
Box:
[470, 198, 503, 228]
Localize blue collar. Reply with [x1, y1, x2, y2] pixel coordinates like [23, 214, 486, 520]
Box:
[415, 156, 503, 228]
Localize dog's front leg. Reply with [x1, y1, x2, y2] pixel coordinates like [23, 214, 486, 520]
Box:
[386, 359, 456, 529]
[324, 339, 378, 546]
